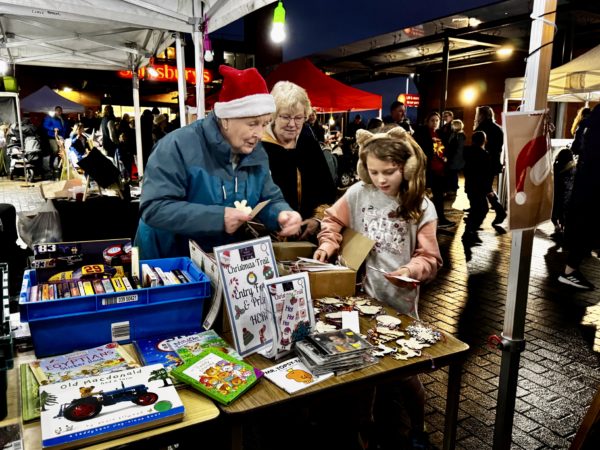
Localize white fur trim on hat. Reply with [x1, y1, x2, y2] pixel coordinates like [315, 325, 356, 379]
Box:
[214, 93, 275, 119]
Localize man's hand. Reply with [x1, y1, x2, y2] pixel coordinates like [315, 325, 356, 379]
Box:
[299, 218, 320, 240]
[277, 211, 302, 237]
[224, 207, 251, 234]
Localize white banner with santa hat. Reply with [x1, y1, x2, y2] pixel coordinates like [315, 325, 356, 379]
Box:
[502, 110, 554, 230]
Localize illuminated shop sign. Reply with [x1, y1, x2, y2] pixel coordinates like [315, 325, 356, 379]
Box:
[117, 65, 213, 84]
[397, 93, 420, 107]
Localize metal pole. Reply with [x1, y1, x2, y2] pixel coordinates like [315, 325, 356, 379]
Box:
[132, 69, 143, 177]
[175, 32, 187, 127]
[439, 36, 449, 113]
[192, 24, 205, 119]
[492, 2, 556, 449]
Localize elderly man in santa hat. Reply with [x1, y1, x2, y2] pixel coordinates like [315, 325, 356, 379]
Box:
[135, 65, 302, 258]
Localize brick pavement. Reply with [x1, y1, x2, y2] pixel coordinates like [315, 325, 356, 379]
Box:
[1, 176, 599, 449]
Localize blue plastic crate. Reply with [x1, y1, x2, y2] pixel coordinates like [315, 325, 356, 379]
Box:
[19, 257, 211, 357]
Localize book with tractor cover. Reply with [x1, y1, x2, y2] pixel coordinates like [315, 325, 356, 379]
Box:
[171, 348, 261, 405]
[39, 364, 184, 450]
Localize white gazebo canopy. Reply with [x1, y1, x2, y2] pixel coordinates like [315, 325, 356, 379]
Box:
[0, 0, 277, 175]
[505, 43, 600, 102]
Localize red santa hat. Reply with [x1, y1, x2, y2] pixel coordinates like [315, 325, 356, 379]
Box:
[214, 65, 275, 119]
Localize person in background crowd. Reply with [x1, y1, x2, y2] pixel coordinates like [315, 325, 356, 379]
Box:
[42, 106, 69, 177]
[558, 104, 600, 290]
[262, 81, 337, 241]
[306, 109, 325, 143]
[117, 114, 135, 177]
[100, 105, 118, 159]
[570, 106, 591, 155]
[135, 65, 302, 259]
[140, 109, 154, 169]
[414, 111, 454, 228]
[346, 114, 366, 139]
[462, 131, 491, 244]
[367, 117, 383, 131]
[474, 105, 506, 225]
[551, 146, 576, 237]
[81, 108, 100, 132]
[438, 110, 454, 148]
[314, 126, 441, 450]
[383, 101, 413, 134]
[445, 119, 466, 195]
[152, 114, 169, 145]
[69, 122, 92, 161]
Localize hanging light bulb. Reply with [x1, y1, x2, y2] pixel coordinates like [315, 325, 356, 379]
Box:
[203, 33, 214, 62]
[0, 60, 8, 75]
[328, 114, 335, 126]
[146, 57, 159, 78]
[270, 1, 286, 43]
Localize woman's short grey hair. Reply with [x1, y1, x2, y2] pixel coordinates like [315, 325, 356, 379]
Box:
[270, 81, 312, 118]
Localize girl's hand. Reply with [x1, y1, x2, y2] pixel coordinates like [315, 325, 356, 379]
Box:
[299, 218, 320, 240]
[313, 248, 328, 262]
[384, 268, 418, 288]
[224, 207, 251, 234]
[277, 211, 302, 237]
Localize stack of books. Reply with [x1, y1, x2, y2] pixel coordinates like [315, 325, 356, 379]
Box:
[295, 329, 377, 375]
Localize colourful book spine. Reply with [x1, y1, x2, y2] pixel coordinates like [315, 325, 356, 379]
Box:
[29, 285, 38, 302]
[82, 281, 94, 295]
[92, 279, 105, 294]
[102, 278, 114, 293]
[122, 276, 133, 291]
[70, 281, 80, 297]
[111, 277, 126, 292]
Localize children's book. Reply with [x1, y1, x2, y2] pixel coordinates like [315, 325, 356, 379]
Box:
[39, 364, 184, 450]
[171, 349, 260, 405]
[262, 357, 334, 394]
[261, 272, 315, 360]
[167, 330, 242, 362]
[214, 237, 279, 357]
[133, 335, 184, 369]
[20, 362, 41, 422]
[29, 342, 139, 385]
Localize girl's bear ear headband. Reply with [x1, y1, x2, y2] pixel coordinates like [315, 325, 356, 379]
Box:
[356, 127, 418, 181]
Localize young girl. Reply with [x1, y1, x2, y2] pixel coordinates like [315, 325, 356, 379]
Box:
[313, 125, 442, 448]
[314, 125, 442, 312]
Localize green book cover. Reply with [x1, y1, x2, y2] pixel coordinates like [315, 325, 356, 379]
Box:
[20, 363, 40, 422]
[171, 349, 261, 405]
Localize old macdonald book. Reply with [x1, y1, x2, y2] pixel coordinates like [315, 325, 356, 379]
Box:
[171, 348, 261, 405]
[39, 364, 184, 450]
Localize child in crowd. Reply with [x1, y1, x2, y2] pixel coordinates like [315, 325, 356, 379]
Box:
[313, 125, 442, 449]
[462, 131, 492, 244]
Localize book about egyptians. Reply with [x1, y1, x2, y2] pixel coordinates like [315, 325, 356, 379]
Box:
[214, 237, 278, 357]
[167, 330, 242, 362]
[39, 364, 184, 450]
[20, 362, 41, 422]
[262, 272, 315, 359]
[171, 348, 261, 405]
[29, 342, 139, 385]
[262, 357, 334, 394]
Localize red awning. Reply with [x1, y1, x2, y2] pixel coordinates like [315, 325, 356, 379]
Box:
[265, 58, 382, 113]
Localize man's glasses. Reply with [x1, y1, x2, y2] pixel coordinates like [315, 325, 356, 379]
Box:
[278, 115, 306, 125]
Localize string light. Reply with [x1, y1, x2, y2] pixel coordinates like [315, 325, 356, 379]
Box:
[270, 1, 286, 43]
[328, 114, 335, 126]
[146, 57, 159, 78]
[203, 33, 214, 62]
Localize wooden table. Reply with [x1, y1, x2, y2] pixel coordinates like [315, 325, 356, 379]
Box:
[0, 346, 220, 450]
[221, 310, 469, 450]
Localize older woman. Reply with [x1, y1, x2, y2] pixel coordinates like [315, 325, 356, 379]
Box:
[135, 66, 302, 258]
[262, 81, 337, 240]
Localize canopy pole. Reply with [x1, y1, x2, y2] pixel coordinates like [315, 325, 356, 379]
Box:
[439, 36, 449, 113]
[492, 2, 556, 449]
[175, 32, 187, 127]
[132, 68, 143, 178]
[192, 20, 205, 119]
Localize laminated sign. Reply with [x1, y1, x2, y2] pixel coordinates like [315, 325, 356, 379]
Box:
[502, 110, 554, 230]
[214, 237, 278, 357]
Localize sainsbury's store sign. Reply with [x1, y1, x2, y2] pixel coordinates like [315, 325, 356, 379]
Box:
[117, 65, 213, 84]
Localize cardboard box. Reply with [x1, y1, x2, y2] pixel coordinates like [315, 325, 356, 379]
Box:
[272, 241, 317, 260]
[278, 229, 374, 299]
[40, 179, 84, 200]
